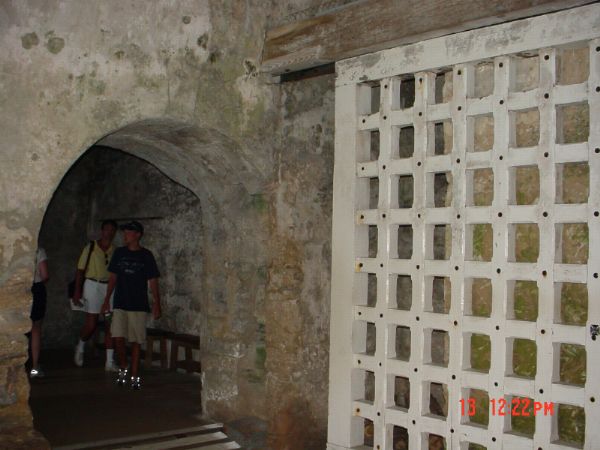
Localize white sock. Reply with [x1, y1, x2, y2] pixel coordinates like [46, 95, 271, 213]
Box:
[76, 339, 85, 351]
[106, 349, 114, 362]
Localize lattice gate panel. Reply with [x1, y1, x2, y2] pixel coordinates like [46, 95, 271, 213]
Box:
[328, 5, 600, 450]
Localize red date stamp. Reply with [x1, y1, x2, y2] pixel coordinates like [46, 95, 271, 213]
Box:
[460, 397, 555, 416]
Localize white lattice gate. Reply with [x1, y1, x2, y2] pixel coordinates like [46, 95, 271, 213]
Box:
[328, 4, 600, 449]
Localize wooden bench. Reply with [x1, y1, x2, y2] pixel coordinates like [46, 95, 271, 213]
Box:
[169, 333, 201, 373]
[145, 328, 173, 369]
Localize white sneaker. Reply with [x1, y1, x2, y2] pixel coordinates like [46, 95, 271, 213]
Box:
[30, 368, 45, 378]
[105, 359, 118, 372]
[74, 347, 84, 367]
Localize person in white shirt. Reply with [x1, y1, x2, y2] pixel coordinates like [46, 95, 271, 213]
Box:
[29, 247, 49, 378]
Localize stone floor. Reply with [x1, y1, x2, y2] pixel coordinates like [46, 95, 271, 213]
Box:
[28, 349, 205, 447]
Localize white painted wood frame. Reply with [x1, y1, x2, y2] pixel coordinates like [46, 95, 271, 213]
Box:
[329, 4, 600, 449]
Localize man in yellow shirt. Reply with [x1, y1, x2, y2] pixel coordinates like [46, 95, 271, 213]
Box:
[72, 220, 118, 371]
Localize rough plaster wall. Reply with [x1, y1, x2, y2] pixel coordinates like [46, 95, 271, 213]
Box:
[0, 1, 333, 448]
[266, 75, 334, 450]
[39, 146, 203, 349]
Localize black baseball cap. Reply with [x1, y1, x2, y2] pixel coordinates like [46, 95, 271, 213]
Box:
[119, 221, 144, 235]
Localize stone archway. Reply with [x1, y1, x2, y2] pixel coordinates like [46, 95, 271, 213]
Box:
[0, 117, 270, 447]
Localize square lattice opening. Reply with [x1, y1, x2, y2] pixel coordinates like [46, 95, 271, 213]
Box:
[399, 76, 415, 110]
[466, 443, 487, 450]
[510, 338, 537, 378]
[397, 125, 415, 158]
[557, 103, 589, 144]
[466, 278, 492, 317]
[555, 282, 588, 326]
[556, 403, 586, 447]
[556, 45, 589, 85]
[556, 343, 586, 386]
[511, 108, 540, 148]
[466, 224, 493, 262]
[428, 225, 452, 260]
[467, 168, 494, 206]
[368, 225, 377, 258]
[428, 329, 449, 367]
[395, 274, 412, 310]
[510, 165, 540, 205]
[363, 418, 374, 447]
[392, 425, 409, 449]
[509, 280, 538, 321]
[428, 120, 453, 155]
[366, 322, 376, 356]
[555, 223, 589, 264]
[369, 177, 379, 209]
[393, 376, 410, 409]
[510, 53, 539, 92]
[426, 276, 451, 314]
[425, 434, 446, 449]
[364, 370, 375, 403]
[556, 162, 589, 204]
[428, 382, 448, 418]
[468, 333, 491, 373]
[471, 61, 494, 98]
[509, 396, 536, 438]
[463, 388, 490, 427]
[395, 325, 411, 361]
[367, 273, 377, 307]
[397, 175, 414, 208]
[509, 224, 539, 263]
[353, 321, 376, 355]
[369, 130, 380, 162]
[468, 114, 494, 152]
[370, 82, 381, 114]
[434, 69, 452, 104]
[352, 369, 371, 402]
[428, 172, 452, 207]
[397, 225, 413, 259]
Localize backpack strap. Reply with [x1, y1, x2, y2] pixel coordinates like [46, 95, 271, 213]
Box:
[83, 240, 95, 277]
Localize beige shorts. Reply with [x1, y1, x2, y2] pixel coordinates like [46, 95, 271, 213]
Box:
[110, 309, 148, 343]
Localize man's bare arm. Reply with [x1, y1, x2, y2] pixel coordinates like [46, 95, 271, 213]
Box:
[100, 273, 117, 314]
[38, 260, 49, 284]
[149, 278, 161, 320]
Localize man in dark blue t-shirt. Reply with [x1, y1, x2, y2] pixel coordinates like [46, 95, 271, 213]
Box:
[101, 221, 161, 390]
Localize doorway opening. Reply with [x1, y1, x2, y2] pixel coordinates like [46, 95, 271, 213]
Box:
[30, 144, 206, 447]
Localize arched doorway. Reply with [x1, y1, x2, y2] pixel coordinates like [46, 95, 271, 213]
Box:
[28, 119, 269, 447]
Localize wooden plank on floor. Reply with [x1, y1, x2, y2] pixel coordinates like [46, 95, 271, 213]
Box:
[115, 431, 228, 450]
[262, 0, 594, 74]
[53, 424, 223, 450]
[191, 442, 241, 450]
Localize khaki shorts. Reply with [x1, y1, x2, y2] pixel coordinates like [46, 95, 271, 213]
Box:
[111, 309, 148, 343]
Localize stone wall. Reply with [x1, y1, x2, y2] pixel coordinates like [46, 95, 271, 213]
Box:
[0, 1, 334, 448]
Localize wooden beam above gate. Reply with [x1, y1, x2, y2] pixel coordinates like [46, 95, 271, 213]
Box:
[261, 0, 594, 76]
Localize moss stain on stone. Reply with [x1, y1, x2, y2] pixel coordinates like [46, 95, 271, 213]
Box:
[88, 78, 106, 95]
[46, 36, 65, 54]
[21, 32, 39, 49]
[197, 33, 209, 49]
[558, 404, 585, 446]
[255, 346, 266, 370]
[470, 334, 490, 372]
[560, 283, 587, 325]
[512, 339, 537, 377]
[513, 280, 538, 321]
